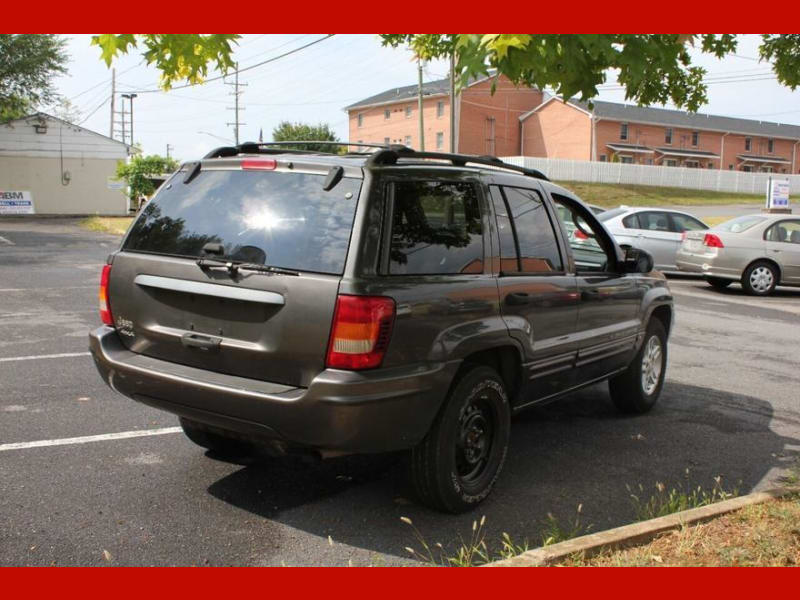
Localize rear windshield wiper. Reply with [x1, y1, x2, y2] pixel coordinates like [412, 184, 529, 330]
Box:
[196, 257, 299, 276]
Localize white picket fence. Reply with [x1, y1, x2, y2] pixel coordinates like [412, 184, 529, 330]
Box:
[501, 156, 800, 196]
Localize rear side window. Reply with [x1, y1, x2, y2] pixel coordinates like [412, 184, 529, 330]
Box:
[622, 213, 640, 229]
[389, 180, 483, 275]
[496, 187, 562, 273]
[124, 170, 361, 275]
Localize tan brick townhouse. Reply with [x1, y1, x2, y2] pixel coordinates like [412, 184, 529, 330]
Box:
[346, 75, 800, 174]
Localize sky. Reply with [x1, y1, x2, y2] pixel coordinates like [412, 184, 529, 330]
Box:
[51, 34, 800, 161]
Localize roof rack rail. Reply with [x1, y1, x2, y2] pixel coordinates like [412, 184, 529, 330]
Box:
[365, 148, 549, 181]
[204, 141, 412, 159]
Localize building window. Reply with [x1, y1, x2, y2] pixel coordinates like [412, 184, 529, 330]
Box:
[708, 163, 714, 169]
[384, 109, 391, 120]
[691, 131, 699, 146]
[665, 128, 672, 144]
[742, 165, 752, 172]
[405, 106, 412, 118]
[357, 113, 363, 127]
[620, 123, 628, 141]
[744, 137, 751, 152]
[437, 101, 445, 118]
[599, 155, 607, 162]
[646, 159, 653, 165]
[357, 140, 363, 144]
[404, 135, 412, 147]
[666, 159, 678, 167]
[436, 132, 444, 150]
[384, 137, 390, 145]
[768, 138, 774, 153]
[620, 156, 633, 164]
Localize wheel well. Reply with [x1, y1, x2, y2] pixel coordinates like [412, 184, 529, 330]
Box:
[650, 305, 673, 336]
[745, 258, 781, 282]
[459, 346, 523, 402]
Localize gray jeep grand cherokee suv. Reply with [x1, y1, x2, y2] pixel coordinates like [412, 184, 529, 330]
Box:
[90, 143, 673, 513]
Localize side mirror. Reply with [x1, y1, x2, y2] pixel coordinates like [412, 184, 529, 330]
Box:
[621, 245, 654, 274]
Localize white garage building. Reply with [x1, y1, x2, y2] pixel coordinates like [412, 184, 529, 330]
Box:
[0, 112, 130, 216]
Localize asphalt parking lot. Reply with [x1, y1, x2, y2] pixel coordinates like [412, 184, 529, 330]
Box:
[1, 218, 799, 566]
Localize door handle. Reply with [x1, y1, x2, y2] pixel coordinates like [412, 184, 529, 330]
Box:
[181, 332, 222, 352]
[505, 292, 532, 306]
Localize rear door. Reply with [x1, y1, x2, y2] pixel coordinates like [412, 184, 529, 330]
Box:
[765, 219, 800, 283]
[491, 185, 580, 400]
[626, 211, 682, 270]
[107, 162, 363, 388]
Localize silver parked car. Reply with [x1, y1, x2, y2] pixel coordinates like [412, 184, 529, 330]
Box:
[599, 207, 709, 272]
[676, 214, 800, 296]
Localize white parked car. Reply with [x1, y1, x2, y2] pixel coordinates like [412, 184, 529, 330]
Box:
[598, 207, 709, 272]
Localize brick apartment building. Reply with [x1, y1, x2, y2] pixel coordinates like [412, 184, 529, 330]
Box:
[346, 76, 800, 174]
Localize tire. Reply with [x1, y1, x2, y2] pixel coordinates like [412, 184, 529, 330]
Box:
[179, 417, 251, 455]
[609, 318, 667, 414]
[741, 261, 778, 296]
[706, 276, 731, 290]
[409, 365, 511, 513]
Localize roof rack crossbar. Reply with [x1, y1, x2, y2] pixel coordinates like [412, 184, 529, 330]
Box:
[203, 141, 413, 159]
[365, 149, 549, 181]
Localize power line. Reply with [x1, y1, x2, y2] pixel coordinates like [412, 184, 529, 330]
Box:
[79, 95, 110, 125]
[123, 35, 335, 94]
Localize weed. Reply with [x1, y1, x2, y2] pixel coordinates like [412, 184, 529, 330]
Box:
[628, 471, 738, 521]
[541, 503, 592, 546]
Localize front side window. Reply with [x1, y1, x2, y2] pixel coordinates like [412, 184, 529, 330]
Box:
[745, 137, 751, 151]
[388, 180, 483, 275]
[768, 138, 774, 153]
[498, 187, 563, 273]
[620, 123, 628, 140]
[692, 131, 699, 146]
[553, 194, 613, 272]
[635, 211, 671, 232]
[665, 128, 673, 144]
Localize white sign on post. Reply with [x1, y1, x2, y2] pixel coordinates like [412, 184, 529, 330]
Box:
[766, 178, 790, 210]
[0, 191, 35, 214]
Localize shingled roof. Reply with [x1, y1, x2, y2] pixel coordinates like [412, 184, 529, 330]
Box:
[575, 100, 800, 140]
[345, 77, 451, 111]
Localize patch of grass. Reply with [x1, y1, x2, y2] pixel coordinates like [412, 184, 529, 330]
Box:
[541, 504, 592, 546]
[80, 216, 133, 236]
[555, 181, 763, 208]
[560, 494, 800, 566]
[628, 473, 738, 522]
[400, 516, 529, 567]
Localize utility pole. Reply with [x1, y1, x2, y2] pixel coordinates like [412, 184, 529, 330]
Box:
[417, 58, 425, 151]
[449, 53, 456, 153]
[109, 68, 116, 138]
[226, 63, 247, 145]
[120, 96, 126, 145]
[122, 93, 137, 149]
[166, 144, 173, 159]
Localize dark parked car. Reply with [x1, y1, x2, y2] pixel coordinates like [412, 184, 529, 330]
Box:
[90, 143, 673, 513]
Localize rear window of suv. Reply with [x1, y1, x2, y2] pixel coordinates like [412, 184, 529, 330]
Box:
[124, 169, 362, 275]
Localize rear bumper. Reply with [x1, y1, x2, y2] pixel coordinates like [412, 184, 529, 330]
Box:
[675, 251, 741, 280]
[89, 326, 458, 454]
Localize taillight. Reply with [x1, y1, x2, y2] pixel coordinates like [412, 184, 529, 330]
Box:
[574, 229, 588, 240]
[703, 233, 724, 248]
[326, 295, 395, 370]
[99, 264, 114, 326]
[241, 159, 277, 170]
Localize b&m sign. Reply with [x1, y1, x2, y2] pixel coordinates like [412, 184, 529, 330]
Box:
[766, 178, 790, 210]
[0, 191, 34, 215]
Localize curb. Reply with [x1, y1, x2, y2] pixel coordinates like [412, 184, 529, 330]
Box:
[485, 487, 798, 567]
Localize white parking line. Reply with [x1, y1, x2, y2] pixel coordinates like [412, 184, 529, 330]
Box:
[0, 235, 15, 245]
[0, 352, 91, 363]
[0, 285, 96, 292]
[0, 427, 183, 452]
